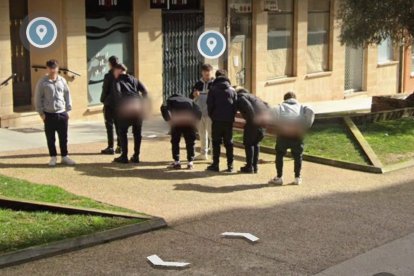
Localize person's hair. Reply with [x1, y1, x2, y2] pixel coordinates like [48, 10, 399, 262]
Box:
[114, 63, 128, 72]
[284, 91, 296, 101]
[108, 56, 119, 67]
[46, 59, 59, 69]
[235, 87, 249, 94]
[201, 64, 213, 72]
[215, 69, 227, 78]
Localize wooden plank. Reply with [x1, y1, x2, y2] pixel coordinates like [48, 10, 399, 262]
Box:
[0, 217, 167, 269]
[0, 196, 151, 220]
[343, 117, 384, 168]
[382, 159, 414, 173]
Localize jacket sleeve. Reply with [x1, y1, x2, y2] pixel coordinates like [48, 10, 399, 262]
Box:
[160, 104, 170, 122]
[232, 90, 238, 117]
[193, 102, 202, 120]
[237, 97, 255, 123]
[35, 79, 45, 115]
[302, 106, 315, 129]
[190, 83, 198, 100]
[62, 78, 72, 112]
[100, 74, 110, 104]
[207, 89, 215, 118]
[136, 79, 149, 98]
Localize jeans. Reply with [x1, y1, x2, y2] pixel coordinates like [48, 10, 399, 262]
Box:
[117, 118, 142, 158]
[211, 121, 234, 166]
[198, 115, 212, 155]
[44, 112, 69, 157]
[171, 126, 196, 162]
[275, 137, 304, 178]
[243, 123, 264, 169]
[103, 106, 120, 149]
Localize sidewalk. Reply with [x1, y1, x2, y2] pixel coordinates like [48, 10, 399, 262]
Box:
[0, 129, 413, 274]
[304, 96, 372, 115]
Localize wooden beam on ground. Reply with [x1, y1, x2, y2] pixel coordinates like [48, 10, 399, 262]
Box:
[343, 117, 384, 168]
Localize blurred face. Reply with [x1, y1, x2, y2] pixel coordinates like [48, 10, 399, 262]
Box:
[47, 66, 59, 77]
[202, 70, 212, 81]
[113, 68, 123, 79]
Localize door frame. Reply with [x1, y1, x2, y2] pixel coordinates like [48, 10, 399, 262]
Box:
[344, 45, 366, 94]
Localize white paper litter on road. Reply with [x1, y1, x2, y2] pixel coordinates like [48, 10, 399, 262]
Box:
[221, 232, 260, 243]
[147, 254, 190, 269]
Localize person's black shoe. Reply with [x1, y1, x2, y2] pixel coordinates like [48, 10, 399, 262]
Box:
[206, 164, 219, 172]
[113, 156, 129, 164]
[101, 147, 115, 155]
[239, 165, 254, 174]
[130, 155, 140, 164]
[226, 164, 234, 173]
[253, 166, 258, 174]
[115, 146, 122, 154]
[167, 162, 182, 170]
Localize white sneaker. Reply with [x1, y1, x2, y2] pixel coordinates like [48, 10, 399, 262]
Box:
[61, 156, 76, 166]
[194, 154, 208, 161]
[294, 177, 302, 186]
[48, 157, 57, 167]
[268, 177, 283, 186]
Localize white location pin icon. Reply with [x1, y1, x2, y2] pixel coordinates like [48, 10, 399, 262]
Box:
[207, 37, 218, 52]
[36, 25, 47, 41]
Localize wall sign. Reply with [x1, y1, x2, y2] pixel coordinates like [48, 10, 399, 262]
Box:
[264, 0, 280, 12]
[197, 31, 227, 59]
[26, 17, 57, 49]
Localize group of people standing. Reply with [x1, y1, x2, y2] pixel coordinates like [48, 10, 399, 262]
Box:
[35, 57, 314, 186]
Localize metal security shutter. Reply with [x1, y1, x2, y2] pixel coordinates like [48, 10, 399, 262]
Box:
[162, 11, 204, 101]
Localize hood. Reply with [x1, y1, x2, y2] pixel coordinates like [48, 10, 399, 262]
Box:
[118, 74, 135, 82]
[284, 98, 299, 105]
[212, 76, 231, 89]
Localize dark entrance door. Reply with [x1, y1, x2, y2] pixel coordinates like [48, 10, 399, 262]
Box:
[162, 11, 204, 100]
[9, 0, 32, 109]
[85, 0, 134, 106]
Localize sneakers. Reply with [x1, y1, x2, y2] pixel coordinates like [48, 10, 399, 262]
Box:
[130, 155, 140, 164]
[101, 147, 115, 155]
[187, 162, 194, 170]
[294, 177, 302, 186]
[113, 156, 129, 164]
[226, 164, 234, 173]
[48, 157, 57, 167]
[168, 162, 182, 170]
[195, 154, 208, 161]
[268, 177, 283, 186]
[115, 146, 122, 154]
[61, 156, 76, 166]
[206, 164, 219, 172]
[239, 165, 254, 174]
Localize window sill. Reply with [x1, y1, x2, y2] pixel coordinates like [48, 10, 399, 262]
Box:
[265, 77, 297, 86]
[377, 61, 399, 68]
[305, 71, 332, 79]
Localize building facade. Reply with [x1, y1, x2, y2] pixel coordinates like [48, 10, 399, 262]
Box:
[0, 0, 410, 127]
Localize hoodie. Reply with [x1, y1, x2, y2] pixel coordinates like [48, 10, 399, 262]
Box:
[190, 78, 214, 116]
[113, 74, 148, 107]
[236, 91, 269, 124]
[161, 94, 202, 127]
[207, 77, 237, 122]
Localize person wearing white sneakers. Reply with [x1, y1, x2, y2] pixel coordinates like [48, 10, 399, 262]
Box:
[35, 60, 76, 167]
[268, 92, 314, 186]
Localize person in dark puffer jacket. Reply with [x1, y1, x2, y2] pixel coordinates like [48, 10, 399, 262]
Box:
[112, 63, 149, 164]
[206, 69, 237, 173]
[236, 88, 269, 174]
[161, 94, 202, 170]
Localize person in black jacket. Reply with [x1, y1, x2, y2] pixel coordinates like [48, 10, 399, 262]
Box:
[206, 69, 237, 172]
[236, 88, 269, 174]
[161, 94, 202, 170]
[112, 63, 149, 164]
[100, 56, 121, 155]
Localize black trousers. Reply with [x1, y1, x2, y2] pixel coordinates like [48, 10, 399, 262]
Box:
[275, 137, 304, 178]
[117, 118, 142, 158]
[103, 106, 120, 148]
[44, 112, 69, 157]
[171, 126, 196, 162]
[243, 123, 264, 169]
[211, 121, 234, 166]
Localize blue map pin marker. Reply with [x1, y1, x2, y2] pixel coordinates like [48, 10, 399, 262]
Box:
[197, 31, 227, 59]
[26, 17, 57, 49]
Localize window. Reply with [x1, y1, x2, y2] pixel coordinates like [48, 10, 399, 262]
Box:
[267, 0, 294, 79]
[307, 0, 330, 73]
[378, 37, 394, 64]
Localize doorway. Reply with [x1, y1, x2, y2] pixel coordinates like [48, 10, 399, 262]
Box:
[9, 0, 32, 109]
[85, 0, 134, 106]
[162, 10, 204, 100]
[227, 0, 252, 90]
[345, 45, 365, 93]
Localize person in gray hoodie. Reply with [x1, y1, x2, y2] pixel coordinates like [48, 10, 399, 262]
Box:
[35, 59, 75, 167]
[268, 92, 314, 186]
[190, 64, 214, 160]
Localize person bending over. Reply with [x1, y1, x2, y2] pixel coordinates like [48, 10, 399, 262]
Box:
[206, 69, 237, 173]
[112, 63, 149, 164]
[161, 94, 202, 170]
[35, 59, 76, 167]
[268, 92, 314, 186]
[236, 88, 269, 174]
